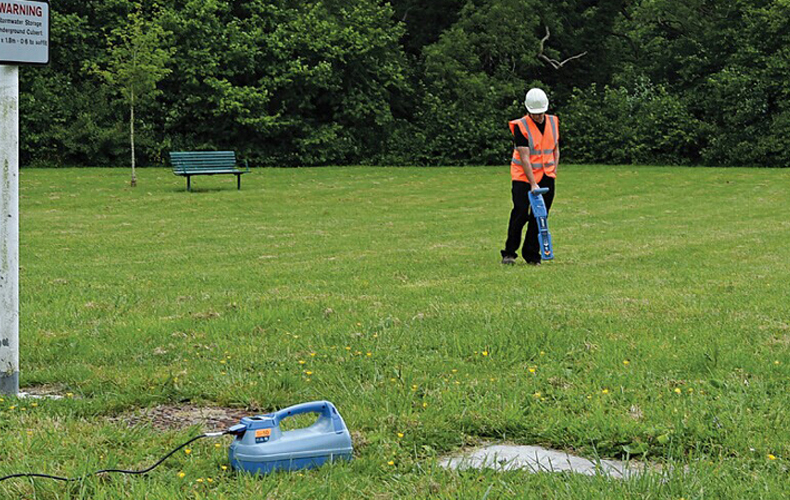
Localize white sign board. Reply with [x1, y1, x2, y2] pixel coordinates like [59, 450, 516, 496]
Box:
[0, 0, 50, 65]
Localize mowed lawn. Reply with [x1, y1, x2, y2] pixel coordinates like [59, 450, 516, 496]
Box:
[2, 165, 789, 499]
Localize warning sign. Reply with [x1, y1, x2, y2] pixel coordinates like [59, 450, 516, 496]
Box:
[0, 1, 49, 65]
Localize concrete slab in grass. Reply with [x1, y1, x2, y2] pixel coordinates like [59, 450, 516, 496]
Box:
[439, 444, 651, 479]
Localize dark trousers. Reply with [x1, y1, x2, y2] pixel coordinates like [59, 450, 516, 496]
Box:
[501, 177, 555, 262]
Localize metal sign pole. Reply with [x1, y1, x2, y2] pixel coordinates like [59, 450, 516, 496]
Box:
[0, 1, 50, 397]
[0, 65, 19, 396]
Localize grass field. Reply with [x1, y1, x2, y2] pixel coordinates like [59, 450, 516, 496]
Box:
[1, 165, 789, 499]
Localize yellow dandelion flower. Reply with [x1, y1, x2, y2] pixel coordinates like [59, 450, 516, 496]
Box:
[775, 361, 780, 365]
[602, 389, 609, 394]
[31, 402, 38, 407]
[178, 472, 186, 478]
[397, 432, 404, 438]
[674, 388, 682, 394]
[533, 392, 541, 398]
[305, 371, 313, 375]
[528, 367, 536, 373]
[345, 346, 351, 351]
[207, 478, 213, 483]
[540, 351, 545, 356]
[390, 378, 397, 382]
[9, 405, 15, 410]
[185, 449, 192, 454]
[387, 460, 395, 466]
[221, 465, 228, 471]
[366, 352, 372, 357]
[411, 385, 418, 391]
[306, 378, 311, 382]
[687, 388, 693, 393]
[196, 478, 203, 483]
[220, 360, 226, 364]
[482, 351, 488, 356]
[66, 393, 74, 398]
[298, 360, 306, 365]
[422, 402, 428, 408]
[0, 398, 3, 402]
[214, 443, 221, 448]
[768, 454, 777, 460]
[310, 352, 316, 357]
[451, 369, 458, 373]
[20, 407, 26, 411]
[623, 360, 630, 366]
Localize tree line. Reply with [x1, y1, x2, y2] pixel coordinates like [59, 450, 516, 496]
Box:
[18, 0, 790, 168]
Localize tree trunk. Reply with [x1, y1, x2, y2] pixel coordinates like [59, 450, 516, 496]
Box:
[130, 89, 136, 187]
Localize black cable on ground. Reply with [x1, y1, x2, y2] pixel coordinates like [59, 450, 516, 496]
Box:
[0, 431, 228, 483]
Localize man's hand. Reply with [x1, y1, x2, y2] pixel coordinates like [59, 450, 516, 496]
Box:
[530, 182, 540, 191]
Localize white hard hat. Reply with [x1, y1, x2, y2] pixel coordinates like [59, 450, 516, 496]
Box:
[525, 88, 549, 113]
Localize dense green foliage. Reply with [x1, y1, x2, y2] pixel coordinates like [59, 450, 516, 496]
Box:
[17, 0, 790, 167]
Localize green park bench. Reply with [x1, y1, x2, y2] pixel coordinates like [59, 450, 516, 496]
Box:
[169, 151, 250, 192]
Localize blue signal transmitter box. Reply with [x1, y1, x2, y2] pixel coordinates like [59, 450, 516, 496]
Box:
[228, 401, 353, 474]
[528, 187, 554, 260]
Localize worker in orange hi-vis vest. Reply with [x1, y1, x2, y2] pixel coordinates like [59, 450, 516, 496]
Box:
[501, 88, 560, 265]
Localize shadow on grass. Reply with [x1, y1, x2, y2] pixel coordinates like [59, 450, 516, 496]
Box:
[170, 187, 242, 194]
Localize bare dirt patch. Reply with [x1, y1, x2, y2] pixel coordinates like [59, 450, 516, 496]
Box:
[19, 385, 69, 399]
[110, 404, 252, 432]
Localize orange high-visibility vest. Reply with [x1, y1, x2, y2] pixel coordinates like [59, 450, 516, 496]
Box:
[508, 115, 559, 183]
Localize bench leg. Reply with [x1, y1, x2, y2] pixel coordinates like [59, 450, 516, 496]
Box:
[237, 174, 241, 190]
[187, 176, 191, 192]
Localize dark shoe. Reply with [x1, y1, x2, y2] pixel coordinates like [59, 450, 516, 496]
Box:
[501, 256, 516, 265]
[525, 260, 541, 266]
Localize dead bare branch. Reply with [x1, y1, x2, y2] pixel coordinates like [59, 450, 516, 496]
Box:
[537, 26, 588, 69]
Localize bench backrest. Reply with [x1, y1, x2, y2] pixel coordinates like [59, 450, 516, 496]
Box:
[170, 151, 238, 173]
